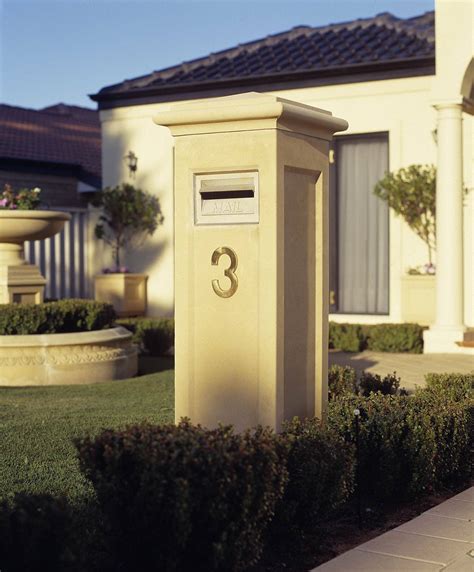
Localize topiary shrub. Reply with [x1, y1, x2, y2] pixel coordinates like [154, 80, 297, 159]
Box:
[75, 420, 288, 572]
[269, 418, 354, 548]
[0, 300, 116, 335]
[0, 493, 72, 572]
[118, 317, 174, 356]
[374, 165, 436, 266]
[328, 365, 358, 399]
[93, 183, 164, 270]
[366, 323, 424, 353]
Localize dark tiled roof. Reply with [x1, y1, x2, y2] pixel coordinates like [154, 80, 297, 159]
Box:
[92, 11, 434, 104]
[0, 103, 101, 186]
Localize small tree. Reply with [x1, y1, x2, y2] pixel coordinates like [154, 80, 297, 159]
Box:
[374, 164, 436, 265]
[93, 183, 164, 270]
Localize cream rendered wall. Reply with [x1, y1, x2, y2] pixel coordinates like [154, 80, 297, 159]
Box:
[98, 106, 174, 316]
[98, 74, 473, 326]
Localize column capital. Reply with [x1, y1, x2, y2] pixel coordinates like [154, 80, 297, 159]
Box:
[431, 98, 464, 112]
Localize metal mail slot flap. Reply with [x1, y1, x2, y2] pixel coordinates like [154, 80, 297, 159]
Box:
[195, 172, 259, 225]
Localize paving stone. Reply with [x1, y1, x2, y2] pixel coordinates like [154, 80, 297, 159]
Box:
[427, 501, 474, 522]
[356, 530, 468, 566]
[442, 551, 474, 571]
[396, 513, 474, 543]
[328, 351, 474, 391]
[450, 489, 474, 504]
[312, 549, 442, 571]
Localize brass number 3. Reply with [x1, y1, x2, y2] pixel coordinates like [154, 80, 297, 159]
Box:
[211, 246, 238, 298]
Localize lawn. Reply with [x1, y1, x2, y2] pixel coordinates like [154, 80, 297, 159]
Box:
[0, 357, 174, 502]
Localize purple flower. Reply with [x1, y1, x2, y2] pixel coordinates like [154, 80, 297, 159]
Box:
[0, 198, 8, 207]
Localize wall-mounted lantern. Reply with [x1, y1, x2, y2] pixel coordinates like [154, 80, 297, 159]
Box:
[124, 151, 138, 178]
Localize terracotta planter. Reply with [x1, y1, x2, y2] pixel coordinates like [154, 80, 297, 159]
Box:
[94, 273, 148, 317]
[401, 275, 436, 325]
[0, 210, 70, 303]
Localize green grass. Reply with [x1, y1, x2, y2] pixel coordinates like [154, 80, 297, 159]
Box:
[0, 357, 174, 503]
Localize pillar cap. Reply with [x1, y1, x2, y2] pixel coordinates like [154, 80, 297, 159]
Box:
[153, 91, 348, 140]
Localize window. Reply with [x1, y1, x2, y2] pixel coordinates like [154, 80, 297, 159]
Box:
[330, 134, 389, 314]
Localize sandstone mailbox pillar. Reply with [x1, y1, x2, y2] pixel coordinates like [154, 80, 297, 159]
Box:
[154, 93, 347, 431]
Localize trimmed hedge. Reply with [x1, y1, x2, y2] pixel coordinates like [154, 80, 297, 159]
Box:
[1, 372, 472, 570]
[0, 494, 72, 572]
[0, 300, 116, 335]
[328, 391, 472, 501]
[118, 317, 174, 356]
[269, 418, 354, 547]
[328, 365, 358, 399]
[366, 323, 424, 353]
[76, 421, 287, 571]
[329, 322, 425, 353]
[425, 372, 474, 401]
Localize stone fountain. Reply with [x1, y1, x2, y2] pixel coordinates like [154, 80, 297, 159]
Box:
[0, 210, 70, 303]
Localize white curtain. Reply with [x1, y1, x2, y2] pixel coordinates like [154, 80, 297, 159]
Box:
[337, 136, 389, 314]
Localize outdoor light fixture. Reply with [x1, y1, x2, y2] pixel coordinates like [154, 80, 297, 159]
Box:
[124, 151, 138, 178]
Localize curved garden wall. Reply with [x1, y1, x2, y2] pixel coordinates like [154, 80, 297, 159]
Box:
[0, 326, 137, 386]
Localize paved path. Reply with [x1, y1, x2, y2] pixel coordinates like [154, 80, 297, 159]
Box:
[329, 351, 474, 391]
[312, 487, 474, 571]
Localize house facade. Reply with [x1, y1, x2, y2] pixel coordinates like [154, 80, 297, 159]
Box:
[91, 0, 474, 352]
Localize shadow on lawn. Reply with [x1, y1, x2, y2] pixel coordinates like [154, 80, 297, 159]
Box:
[138, 355, 175, 375]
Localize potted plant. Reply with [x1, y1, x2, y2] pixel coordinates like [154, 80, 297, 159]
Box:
[374, 165, 436, 324]
[0, 184, 70, 304]
[92, 183, 164, 317]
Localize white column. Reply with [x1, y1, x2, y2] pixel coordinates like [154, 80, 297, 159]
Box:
[424, 103, 465, 353]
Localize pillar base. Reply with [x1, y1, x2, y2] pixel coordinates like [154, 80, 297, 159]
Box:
[423, 325, 466, 354]
[0, 264, 46, 304]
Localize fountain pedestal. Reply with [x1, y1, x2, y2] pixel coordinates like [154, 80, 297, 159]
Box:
[0, 211, 71, 304]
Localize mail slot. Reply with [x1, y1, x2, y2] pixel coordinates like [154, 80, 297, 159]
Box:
[195, 171, 259, 225]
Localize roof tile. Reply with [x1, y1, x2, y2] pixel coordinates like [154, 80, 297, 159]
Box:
[0, 104, 101, 185]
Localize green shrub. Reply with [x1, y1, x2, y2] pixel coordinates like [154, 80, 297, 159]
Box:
[366, 323, 424, 353]
[329, 322, 425, 353]
[76, 420, 287, 572]
[358, 371, 404, 396]
[329, 323, 365, 352]
[269, 418, 354, 546]
[410, 390, 472, 487]
[329, 366, 406, 399]
[93, 183, 164, 269]
[328, 389, 473, 501]
[118, 317, 174, 355]
[0, 300, 116, 335]
[425, 372, 474, 401]
[329, 394, 414, 500]
[0, 493, 72, 572]
[328, 365, 358, 399]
